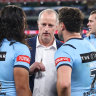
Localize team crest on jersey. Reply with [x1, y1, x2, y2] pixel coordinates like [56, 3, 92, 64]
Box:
[55, 57, 70, 66]
[0, 52, 6, 61]
[80, 52, 96, 63]
[16, 55, 30, 64]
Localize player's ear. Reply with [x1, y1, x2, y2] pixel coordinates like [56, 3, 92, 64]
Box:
[60, 22, 65, 31]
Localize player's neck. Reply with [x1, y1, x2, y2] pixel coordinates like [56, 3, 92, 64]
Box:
[63, 31, 81, 42]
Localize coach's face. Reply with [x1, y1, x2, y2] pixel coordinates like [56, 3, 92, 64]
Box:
[38, 12, 57, 45]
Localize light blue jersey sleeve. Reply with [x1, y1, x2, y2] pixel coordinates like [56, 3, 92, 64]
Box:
[14, 43, 31, 70]
[55, 45, 73, 69]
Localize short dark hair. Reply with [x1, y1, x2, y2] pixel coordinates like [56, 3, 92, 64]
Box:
[90, 10, 96, 15]
[0, 5, 27, 44]
[58, 7, 84, 33]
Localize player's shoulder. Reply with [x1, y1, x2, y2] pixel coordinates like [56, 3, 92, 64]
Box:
[63, 42, 76, 50]
[84, 34, 95, 40]
[14, 42, 30, 53]
[56, 43, 76, 55]
[15, 42, 28, 48]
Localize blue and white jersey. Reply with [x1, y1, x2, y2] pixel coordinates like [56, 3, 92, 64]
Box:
[55, 38, 96, 96]
[0, 39, 31, 96]
[85, 34, 96, 48]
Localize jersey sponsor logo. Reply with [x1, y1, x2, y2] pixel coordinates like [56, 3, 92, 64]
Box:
[80, 52, 96, 63]
[0, 52, 6, 61]
[17, 55, 30, 64]
[55, 57, 70, 66]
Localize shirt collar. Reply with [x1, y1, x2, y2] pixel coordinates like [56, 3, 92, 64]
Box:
[36, 36, 57, 49]
[36, 36, 42, 47]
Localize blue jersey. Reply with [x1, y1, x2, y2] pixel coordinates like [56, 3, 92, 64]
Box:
[85, 34, 96, 48]
[0, 39, 31, 96]
[55, 38, 96, 96]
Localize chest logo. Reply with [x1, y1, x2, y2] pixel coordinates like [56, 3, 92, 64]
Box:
[0, 52, 6, 61]
[80, 52, 96, 63]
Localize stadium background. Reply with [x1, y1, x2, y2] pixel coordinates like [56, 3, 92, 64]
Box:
[0, 0, 96, 39]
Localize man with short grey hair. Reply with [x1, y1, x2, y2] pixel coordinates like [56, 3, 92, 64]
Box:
[28, 9, 63, 96]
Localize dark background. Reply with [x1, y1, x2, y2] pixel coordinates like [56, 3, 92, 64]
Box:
[0, 0, 96, 38]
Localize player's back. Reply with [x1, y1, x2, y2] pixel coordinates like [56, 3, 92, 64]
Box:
[55, 38, 96, 96]
[0, 39, 30, 96]
[66, 38, 96, 96]
[0, 39, 16, 96]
